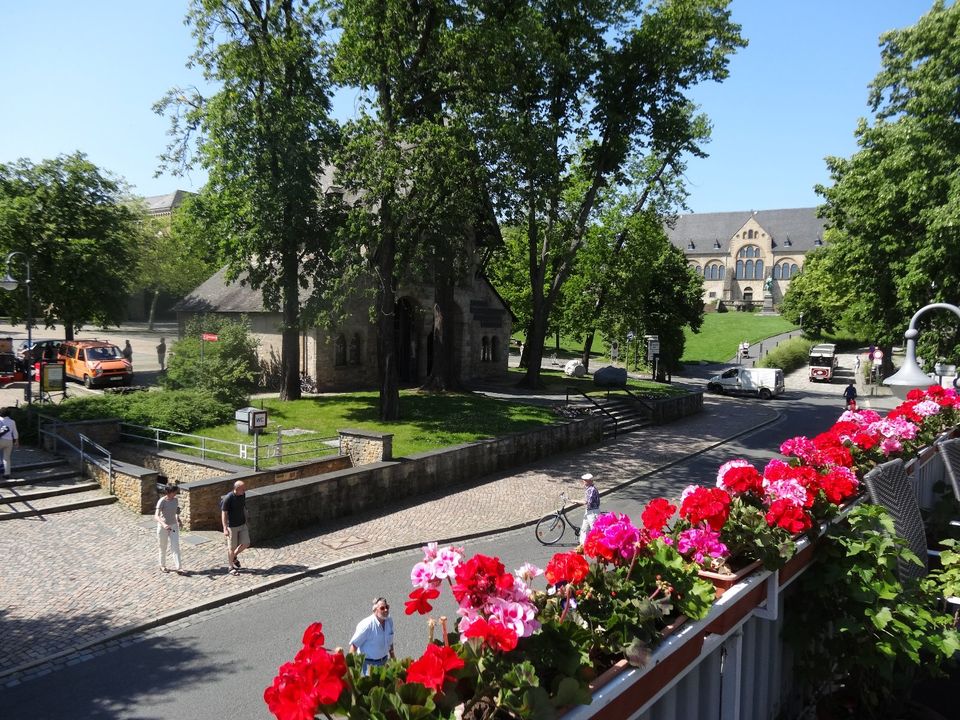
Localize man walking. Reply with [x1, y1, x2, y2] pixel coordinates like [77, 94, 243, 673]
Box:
[155, 484, 184, 573]
[349, 597, 395, 674]
[0, 408, 19, 479]
[580, 472, 600, 539]
[220, 480, 249, 576]
[157, 337, 166, 371]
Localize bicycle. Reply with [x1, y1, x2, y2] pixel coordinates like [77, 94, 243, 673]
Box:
[535, 492, 582, 545]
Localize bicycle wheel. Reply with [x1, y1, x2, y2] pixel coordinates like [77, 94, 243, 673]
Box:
[535, 513, 566, 545]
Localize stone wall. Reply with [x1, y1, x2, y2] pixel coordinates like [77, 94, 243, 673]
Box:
[338, 429, 393, 465]
[649, 391, 704, 424]
[245, 416, 605, 543]
[178, 455, 352, 530]
[86, 459, 160, 515]
[112, 444, 238, 484]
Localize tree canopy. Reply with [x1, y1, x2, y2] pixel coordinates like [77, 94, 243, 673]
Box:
[806, 0, 960, 365]
[0, 152, 140, 339]
[156, 0, 340, 400]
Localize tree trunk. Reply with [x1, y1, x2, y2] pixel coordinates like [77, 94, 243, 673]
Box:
[582, 330, 595, 372]
[147, 289, 160, 331]
[63, 319, 75, 342]
[279, 252, 301, 401]
[422, 274, 460, 392]
[555, 328, 561, 352]
[377, 205, 400, 421]
[519, 303, 547, 388]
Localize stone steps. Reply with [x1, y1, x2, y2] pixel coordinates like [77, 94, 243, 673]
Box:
[597, 397, 653, 439]
[0, 487, 117, 520]
[0, 479, 102, 504]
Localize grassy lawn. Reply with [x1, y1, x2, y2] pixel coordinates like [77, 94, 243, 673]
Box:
[173, 390, 559, 461]
[506, 366, 685, 398]
[681, 313, 798, 363]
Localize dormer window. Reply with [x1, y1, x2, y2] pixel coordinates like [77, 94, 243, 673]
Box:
[687, 240, 695, 250]
[814, 236, 823, 246]
[713, 239, 721, 249]
[784, 237, 792, 247]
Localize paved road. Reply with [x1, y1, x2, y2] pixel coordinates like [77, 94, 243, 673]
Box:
[0, 389, 857, 719]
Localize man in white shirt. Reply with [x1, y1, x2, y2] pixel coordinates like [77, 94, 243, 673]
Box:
[349, 597, 395, 674]
[0, 408, 19, 479]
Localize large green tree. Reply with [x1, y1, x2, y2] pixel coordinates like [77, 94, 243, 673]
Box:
[811, 1, 960, 369]
[332, 0, 487, 419]
[0, 152, 139, 339]
[156, 0, 339, 400]
[460, 0, 744, 387]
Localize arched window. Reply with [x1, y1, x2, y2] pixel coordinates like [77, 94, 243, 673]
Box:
[719, 264, 725, 280]
[334, 334, 347, 367]
[349, 333, 362, 365]
[736, 260, 744, 279]
[772, 264, 781, 280]
[481, 336, 490, 362]
[754, 259, 764, 280]
[491, 337, 500, 363]
[790, 263, 799, 278]
[695, 265, 702, 276]
[745, 259, 754, 279]
[747, 229, 754, 240]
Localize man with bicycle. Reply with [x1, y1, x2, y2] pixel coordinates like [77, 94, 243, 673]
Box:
[580, 473, 600, 539]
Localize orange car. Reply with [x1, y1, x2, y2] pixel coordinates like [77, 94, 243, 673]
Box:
[58, 340, 133, 388]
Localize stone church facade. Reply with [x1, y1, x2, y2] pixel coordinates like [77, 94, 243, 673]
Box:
[174, 267, 512, 391]
[665, 207, 827, 308]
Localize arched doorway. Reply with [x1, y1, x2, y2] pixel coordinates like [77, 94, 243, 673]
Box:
[395, 297, 421, 384]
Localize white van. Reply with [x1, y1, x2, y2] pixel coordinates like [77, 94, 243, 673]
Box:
[707, 367, 785, 400]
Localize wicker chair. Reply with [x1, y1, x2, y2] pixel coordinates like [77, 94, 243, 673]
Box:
[864, 458, 930, 583]
[938, 437, 960, 506]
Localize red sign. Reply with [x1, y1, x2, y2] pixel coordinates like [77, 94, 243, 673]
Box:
[201, 333, 219, 342]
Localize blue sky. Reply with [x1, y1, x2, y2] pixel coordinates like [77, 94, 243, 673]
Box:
[0, 1, 938, 213]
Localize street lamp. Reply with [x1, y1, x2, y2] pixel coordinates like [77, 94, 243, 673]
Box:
[883, 302, 960, 400]
[0, 251, 32, 405]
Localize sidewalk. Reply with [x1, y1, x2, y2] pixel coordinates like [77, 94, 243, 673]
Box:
[0, 395, 778, 683]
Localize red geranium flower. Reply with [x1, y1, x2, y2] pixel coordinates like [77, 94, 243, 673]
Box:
[462, 617, 519, 652]
[679, 486, 731, 531]
[301, 622, 325, 650]
[765, 499, 812, 534]
[583, 530, 615, 562]
[544, 551, 589, 586]
[406, 644, 464, 692]
[452, 554, 513, 607]
[405, 586, 440, 615]
[266, 647, 347, 720]
[641, 498, 677, 533]
[721, 465, 764, 494]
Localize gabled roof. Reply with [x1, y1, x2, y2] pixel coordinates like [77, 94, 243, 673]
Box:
[143, 190, 192, 216]
[666, 207, 827, 256]
[173, 267, 268, 314]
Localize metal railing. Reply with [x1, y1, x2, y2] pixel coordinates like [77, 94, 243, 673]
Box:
[118, 422, 339, 471]
[36, 413, 114, 491]
[564, 387, 617, 437]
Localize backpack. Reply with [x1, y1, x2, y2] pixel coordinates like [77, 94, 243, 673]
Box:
[0, 424, 9, 437]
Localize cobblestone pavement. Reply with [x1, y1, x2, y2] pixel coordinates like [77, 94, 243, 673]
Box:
[0, 395, 777, 680]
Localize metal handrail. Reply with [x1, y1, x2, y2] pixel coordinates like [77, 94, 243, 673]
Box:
[621, 387, 654, 415]
[35, 415, 115, 492]
[79, 433, 114, 494]
[565, 387, 617, 437]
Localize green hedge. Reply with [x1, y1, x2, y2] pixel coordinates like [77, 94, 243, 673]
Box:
[756, 336, 816, 373]
[35, 389, 234, 433]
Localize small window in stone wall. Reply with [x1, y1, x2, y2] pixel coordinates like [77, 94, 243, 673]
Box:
[335, 334, 347, 367]
[491, 336, 500, 362]
[481, 336, 490, 362]
[349, 333, 362, 365]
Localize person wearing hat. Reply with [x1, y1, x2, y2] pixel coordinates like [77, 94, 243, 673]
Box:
[155, 483, 185, 574]
[580, 473, 600, 539]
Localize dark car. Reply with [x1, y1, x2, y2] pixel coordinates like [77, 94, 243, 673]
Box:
[17, 339, 64, 371]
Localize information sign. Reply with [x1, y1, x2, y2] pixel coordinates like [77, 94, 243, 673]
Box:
[202, 333, 219, 342]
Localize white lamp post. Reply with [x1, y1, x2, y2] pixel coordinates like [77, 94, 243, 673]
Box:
[883, 302, 960, 400]
[0, 251, 33, 406]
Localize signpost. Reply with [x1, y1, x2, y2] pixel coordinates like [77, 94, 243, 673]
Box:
[201, 332, 219, 378]
[645, 335, 660, 380]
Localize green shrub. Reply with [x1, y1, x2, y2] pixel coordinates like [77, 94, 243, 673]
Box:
[756, 336, 814, 372]
[36, 389, 233, 433]
[160, 315, 260, 407]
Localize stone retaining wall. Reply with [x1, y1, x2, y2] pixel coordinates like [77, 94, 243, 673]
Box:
[112, 444, 237, 485]
[649, 390, 704, 424]
[339, 428, 393, 464]
[178, 455, 352, 530]
[86, 460, 160, 515]
[245, 416, 605, 543]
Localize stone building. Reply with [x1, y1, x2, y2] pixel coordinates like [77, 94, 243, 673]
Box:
[666, 207, 827, 308]
[174, 267, 513, 391]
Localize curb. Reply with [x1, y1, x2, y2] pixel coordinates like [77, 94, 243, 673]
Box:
[0, 403, 781, 684]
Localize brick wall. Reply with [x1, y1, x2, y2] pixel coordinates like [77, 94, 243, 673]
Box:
[245, 416, 605, 543]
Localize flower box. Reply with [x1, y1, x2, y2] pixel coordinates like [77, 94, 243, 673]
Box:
[584, 620, 705, 719]
[698, 558, 762, 598]
[702, 573, 768, 635]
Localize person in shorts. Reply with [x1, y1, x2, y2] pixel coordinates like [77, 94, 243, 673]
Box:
[220, 480, 249, 575]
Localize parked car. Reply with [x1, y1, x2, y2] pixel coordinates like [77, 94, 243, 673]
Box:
[17, 339, 64, 372]
[58, 340, 132, 388]
[707, 366, 785, 400]
[0, 352, 24, 384]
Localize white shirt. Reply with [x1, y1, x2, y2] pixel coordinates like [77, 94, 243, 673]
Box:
[349, 614, 394, 660]
[0, 416, 17, 441]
